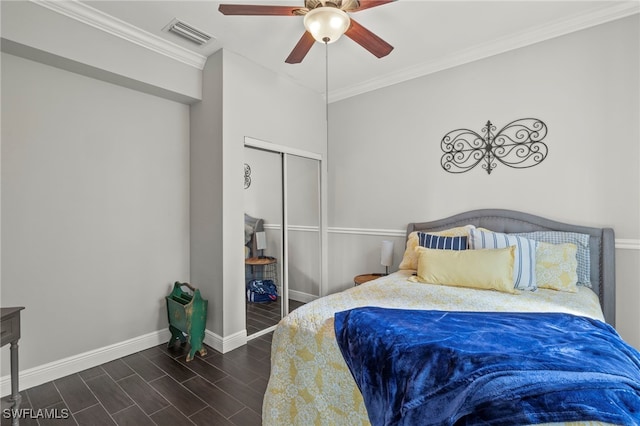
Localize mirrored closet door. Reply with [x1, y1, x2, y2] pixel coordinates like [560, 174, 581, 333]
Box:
[285, 154, 321, 314]
[244, 138, 323, 338]
[244, 146, 284, 337]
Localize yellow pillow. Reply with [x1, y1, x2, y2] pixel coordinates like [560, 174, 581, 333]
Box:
[411, 246, 518, 294]
[536, 242, 578, 292]
[398, 225, 475, 270]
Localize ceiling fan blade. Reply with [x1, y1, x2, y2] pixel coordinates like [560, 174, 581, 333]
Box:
[345, 18, 393, 58]
[304, 0, 322, 9]
[218, 4, 302, 16]
[285, 31, 316, 64]
[346, 0, 396, 12]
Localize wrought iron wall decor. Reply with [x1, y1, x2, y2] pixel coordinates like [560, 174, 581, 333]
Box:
[440, 118, 548, 175]
[244, 163, 252, 189]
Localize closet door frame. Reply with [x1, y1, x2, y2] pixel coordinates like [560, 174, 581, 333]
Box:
[244, 137, 326, 329]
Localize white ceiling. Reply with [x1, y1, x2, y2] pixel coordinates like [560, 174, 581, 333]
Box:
[82, 0, 638, 101]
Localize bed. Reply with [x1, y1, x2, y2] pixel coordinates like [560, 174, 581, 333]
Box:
[262, 209, 638, 425]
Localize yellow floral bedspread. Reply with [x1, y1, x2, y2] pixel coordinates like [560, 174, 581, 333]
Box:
[263, 270, 609, 426]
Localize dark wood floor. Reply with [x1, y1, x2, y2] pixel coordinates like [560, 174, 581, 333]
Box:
[246, 298, 281, 336]
[246, 297, 304, 336]
[1, 299, 304, 426]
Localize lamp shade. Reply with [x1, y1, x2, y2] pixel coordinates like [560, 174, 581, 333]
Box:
[380, 240, 394, 268]
[256, 231, 267, 251]
[303, 7, 350, 44]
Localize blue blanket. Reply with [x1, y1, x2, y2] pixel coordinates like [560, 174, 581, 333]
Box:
[334, 308, 640, 426]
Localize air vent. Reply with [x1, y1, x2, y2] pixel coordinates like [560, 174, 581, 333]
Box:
[164, 19, 213, 46]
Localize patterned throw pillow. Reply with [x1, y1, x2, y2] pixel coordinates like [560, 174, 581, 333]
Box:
[469, 229, 537, 291]
[535, 242, 578, 292]
[512, 231, 590, 287]
[417, 232, 467, 250]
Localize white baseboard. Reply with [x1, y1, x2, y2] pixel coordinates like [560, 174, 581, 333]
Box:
[288, 289, 319, 304]
[203, 329, 246, 354]
[1, 329, 171, 398]
[0, 327, 247, 398]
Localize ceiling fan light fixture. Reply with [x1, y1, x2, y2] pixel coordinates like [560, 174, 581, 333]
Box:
[303, 7, 350, 44]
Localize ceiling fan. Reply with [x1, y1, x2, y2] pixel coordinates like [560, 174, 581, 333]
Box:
[218, 0, 396, 64]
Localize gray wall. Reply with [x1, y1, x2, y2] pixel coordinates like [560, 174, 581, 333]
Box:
[327, 15, 640, 347]
[1, 53, 190, 376]
[1, 1, 201, 103]
[190, 49, 326, 343]
[221, 50, 326, 336]
[189, 51, 224, 337]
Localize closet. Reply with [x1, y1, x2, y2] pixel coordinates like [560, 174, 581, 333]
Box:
[243, 137, 323, 337]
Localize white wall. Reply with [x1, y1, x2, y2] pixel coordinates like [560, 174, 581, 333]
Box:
[189, 51, 224, 339]
[327, 15, 640, 347]
[1, 53, 190, 379]
[1, 1, 202, 103]
[190, 49, 326, 346]
[222, 50, 326, 336]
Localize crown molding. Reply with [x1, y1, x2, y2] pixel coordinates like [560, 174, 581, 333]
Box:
[330, 1, 640, 103]
[31, 0, 207, 70]
[27, 0, 639, 100]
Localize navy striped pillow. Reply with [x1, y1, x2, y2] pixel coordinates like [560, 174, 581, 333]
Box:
[417, 232, 467, 250]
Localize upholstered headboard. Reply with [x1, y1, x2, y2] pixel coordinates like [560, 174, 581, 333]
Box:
[407, 209, 616, 326]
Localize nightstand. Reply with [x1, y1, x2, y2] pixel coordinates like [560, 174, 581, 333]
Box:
[246, 256, 278, 284]
[2, 307, 25, 423]
[353, 273, 385, 286]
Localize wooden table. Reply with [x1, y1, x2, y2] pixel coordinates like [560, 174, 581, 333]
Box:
[353, 273, 385, 286]
[245, 257, 277, 266]
[245, 257, 278, 283]
[1, 307, 25, 426]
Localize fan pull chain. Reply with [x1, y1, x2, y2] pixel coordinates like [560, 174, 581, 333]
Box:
[324, 39, 329, 172]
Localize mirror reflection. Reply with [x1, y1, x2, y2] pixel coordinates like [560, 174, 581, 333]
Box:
[244, 147, 283, 336]
[244, 144, 323, 338]
[286, 155, 321, 308]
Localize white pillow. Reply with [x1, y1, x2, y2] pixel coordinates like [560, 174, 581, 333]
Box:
[469, 229, 537, 291]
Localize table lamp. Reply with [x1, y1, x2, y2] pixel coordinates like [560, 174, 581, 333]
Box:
[380, 240, 394, 275]
[256, 231, 267, 258]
